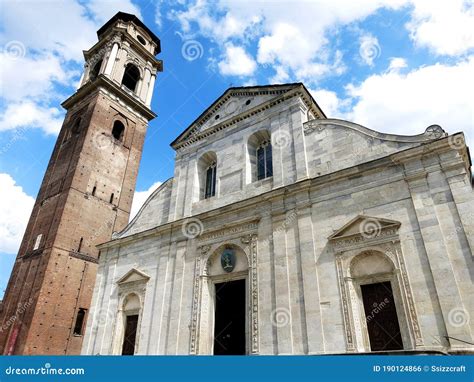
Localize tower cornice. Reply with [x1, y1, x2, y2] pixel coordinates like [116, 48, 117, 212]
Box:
[62, 75, 156, 121]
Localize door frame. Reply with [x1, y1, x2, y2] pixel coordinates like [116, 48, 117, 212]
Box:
[210, 272, 249, 355]
[354, 274, 405, 352]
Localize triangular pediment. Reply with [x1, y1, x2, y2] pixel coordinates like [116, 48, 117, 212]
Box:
[170, 83, 326, 150]
[117, 268, 150, 284]
[329, 215, 401, 240]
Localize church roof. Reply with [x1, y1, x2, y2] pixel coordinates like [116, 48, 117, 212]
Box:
[97, 11, 161, 53]
[170, 83, 326, 150]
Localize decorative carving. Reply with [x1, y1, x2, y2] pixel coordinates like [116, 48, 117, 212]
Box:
[332, 228, 399, 249]
[395, 247, 423, 345]
[332, 216, 423, 351]
[247, 234, 259, 354]
[241, 234, 253, 244]
[189, 257, 202, 354]
[198, 222, 258, 243]
[336, 257, 355, 351]
[198, 245, 211, 255]
[425, 124, 446, 139]
[304, 120, 325, 135]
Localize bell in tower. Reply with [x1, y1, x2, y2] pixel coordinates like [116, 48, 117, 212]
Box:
[0, 12, 162, 355]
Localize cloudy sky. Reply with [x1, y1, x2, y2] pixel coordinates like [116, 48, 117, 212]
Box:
[0, 0, 473, 297]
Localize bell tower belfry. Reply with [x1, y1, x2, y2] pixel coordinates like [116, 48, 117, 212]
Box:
[0, 12, 162, 355]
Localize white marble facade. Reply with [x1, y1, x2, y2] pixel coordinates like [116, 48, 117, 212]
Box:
[81, 83, 474, 355]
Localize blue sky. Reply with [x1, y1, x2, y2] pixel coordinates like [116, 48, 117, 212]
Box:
[0, 0, 473, 298]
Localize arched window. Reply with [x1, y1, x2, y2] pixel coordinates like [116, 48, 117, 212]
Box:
[112, 120, 125, 141]
[89, 59, 103, 81]
[121, 63, 140, 92]
[198, 152, 217, 200]
[247, 130, 272, 182]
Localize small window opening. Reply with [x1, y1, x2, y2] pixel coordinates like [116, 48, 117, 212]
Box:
[110, 193, 114, 204]
[214, 114, 220, 120]
[73, 308, 87, 335]
[72, 117, 81, 135]
[257, 141, 273, 180]
[205, 162, 217, 199]
[90, 59, 103, 81]
[92, 185, 96, 196]
[121, 63, 140, 92]
[77, 237, 83, 253]
[137, 35, 147, 46]
[245, 99, 251, 106]
[112, 121, 125, 141]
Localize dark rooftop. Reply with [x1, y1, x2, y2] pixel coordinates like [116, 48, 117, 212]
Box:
[97, 11, 161, 54]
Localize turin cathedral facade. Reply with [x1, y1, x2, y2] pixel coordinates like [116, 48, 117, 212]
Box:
[1, 12, 473, 356]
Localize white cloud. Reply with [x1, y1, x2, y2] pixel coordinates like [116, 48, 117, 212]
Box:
[0, 0, 96, 62]
[170, 1, 474, 85]
[0, 53, 74, 102]
[170, 0, 410, 85]
[407, 0, 474, 56]
[218, 43, 257, 77]
[85, 0, 143, 25]
[0, 101, 64, 135]
[309, 88, 347, 118]
[387, 57, 408, 72]
[0, 0, 140, 137]
[0, 173, 35, 254]
[309, 57, 474, 151]
[269, 66, 290, 84]
[346, 56, 474, 146]
[130, 181, 163, 220]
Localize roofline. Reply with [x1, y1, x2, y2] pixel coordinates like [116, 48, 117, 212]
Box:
[97, 11, 161, 54]
[169, 82, 326, 148]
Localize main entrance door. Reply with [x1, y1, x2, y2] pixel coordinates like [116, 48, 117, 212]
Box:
[361, 281, 403, 351]
[213, 279, 246, 355]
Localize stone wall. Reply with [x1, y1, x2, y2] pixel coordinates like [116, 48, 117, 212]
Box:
[82, 128, 474, 354]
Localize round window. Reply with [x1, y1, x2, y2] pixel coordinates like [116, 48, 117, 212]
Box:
[137, 35, 147, 46]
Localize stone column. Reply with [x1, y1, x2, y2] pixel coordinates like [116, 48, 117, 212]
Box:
[140, 68, 151, 102]
[295, 196, 324, 354]
[146, 73, 156, 106]
[271, 198, 293, 354]
[440, 147, 474, 255]
[405, 165, 472, 348]
[256, 209, 276, 354]
[290, 102, 309, 181]
[104, 42, 119, 77]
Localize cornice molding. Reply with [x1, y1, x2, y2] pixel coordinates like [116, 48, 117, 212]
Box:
[62, 75, 156, 121]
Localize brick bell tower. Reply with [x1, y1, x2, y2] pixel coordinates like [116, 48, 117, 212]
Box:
[0, 12, 162, 355]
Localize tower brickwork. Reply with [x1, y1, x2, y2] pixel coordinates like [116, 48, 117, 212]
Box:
[0, 12, 161, 354]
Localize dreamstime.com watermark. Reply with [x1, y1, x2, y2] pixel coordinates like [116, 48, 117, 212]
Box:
[4, 363, 84, 376]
